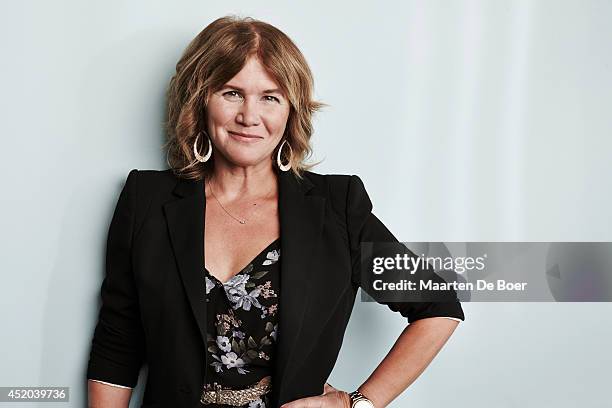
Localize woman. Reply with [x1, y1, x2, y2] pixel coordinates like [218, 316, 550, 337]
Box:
[87, 15, 464, 408]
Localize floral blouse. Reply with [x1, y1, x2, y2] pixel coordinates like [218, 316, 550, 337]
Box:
[203, 238, 281, 408]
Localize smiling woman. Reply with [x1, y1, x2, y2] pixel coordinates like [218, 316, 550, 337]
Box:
[163, 16, 326, 182]
[86, 14, 464, 408]
[204, 56, 291, 167]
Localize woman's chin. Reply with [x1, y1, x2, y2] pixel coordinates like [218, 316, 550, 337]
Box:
[225, 154, 270, 169]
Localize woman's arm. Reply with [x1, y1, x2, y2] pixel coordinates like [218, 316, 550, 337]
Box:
[87, 170, 146, 403]
[282, 175, 465, 408]
[343, 175, 465, 406]
[88, 380, 132, 408]
[358, 317, 460, 407]
[280, 318, 460, 408]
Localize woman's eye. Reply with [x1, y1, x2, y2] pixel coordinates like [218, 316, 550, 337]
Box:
[223, 91, 242, 99]
[264, 95, 280, 103]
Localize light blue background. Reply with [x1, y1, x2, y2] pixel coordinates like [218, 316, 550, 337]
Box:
[1, 1, 611, 407]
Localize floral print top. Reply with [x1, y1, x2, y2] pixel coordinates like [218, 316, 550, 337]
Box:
[203, 238, 281, 408]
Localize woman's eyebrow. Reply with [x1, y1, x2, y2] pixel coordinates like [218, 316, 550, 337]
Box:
[224, 83, 282, 95]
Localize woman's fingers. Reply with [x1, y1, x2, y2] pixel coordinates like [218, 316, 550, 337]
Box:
[280, 390, 351, 408]
[280, 395, 323, 407]
[323, 382, 337, 394]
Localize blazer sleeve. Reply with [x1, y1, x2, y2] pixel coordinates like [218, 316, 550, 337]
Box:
[86, 169, 146, 388]
[346, 175, 465, 323]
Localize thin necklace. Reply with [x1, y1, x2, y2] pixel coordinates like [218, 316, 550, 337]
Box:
[206, 178, 273, 225]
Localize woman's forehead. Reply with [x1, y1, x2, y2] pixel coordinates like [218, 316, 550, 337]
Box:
[223, 58, 282, 92]
[222, 81, 283, 95]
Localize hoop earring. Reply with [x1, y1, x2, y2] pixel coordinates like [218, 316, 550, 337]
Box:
[193, 131, 212, 163]
[276, 139, 292, 172]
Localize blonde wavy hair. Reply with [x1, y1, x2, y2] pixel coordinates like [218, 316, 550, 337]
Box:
[163, 15, 326, 180]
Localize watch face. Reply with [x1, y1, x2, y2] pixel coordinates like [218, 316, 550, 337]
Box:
[354, 400, 374, 408]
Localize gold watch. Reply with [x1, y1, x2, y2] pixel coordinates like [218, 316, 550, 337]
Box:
[348, 390, 374, 408]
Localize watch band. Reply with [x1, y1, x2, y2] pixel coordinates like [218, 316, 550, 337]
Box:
[348, 390, 374, 407]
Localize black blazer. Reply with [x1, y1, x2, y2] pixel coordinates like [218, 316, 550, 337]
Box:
[87, 168, 464, 408]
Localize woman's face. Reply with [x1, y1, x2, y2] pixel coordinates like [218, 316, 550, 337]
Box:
[205, 56, 291, 170]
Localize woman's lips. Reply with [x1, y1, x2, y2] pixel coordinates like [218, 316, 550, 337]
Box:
[229, 131, 262, 142]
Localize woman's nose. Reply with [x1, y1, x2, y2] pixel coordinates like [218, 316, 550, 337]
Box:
[236, 98, 260, 126]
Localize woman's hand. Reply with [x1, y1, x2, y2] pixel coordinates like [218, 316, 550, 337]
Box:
[280, 382, 351, 408]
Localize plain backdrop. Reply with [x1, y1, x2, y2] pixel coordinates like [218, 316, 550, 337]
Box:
[1, 1, 611, 407]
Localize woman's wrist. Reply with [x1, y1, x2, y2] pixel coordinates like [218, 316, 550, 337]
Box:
[340, 390, 352, 408]
[348, 387, 377, 408]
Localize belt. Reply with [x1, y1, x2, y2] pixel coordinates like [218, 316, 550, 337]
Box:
[200, 375, 272, 406]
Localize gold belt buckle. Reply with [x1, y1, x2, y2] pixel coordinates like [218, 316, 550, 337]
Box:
[200, 376, 272, 406]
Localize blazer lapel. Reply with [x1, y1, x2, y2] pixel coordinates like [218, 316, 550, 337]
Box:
[163, 176, 208, 346]
[274, 171, 326, 402]
[162, 170, 326, 402]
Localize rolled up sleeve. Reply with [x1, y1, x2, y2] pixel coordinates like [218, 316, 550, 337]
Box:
[345, 175, 465, 324]
[86, 169, 146, 388]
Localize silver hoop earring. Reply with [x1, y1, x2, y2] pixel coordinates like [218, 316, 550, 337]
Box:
[193, 131, 212, 163]
[276, 139, 292, 172]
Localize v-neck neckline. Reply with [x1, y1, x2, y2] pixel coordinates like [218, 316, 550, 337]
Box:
[205, 237, 281, 285]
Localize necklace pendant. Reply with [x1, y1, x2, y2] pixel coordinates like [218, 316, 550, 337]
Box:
[239, 220, 246, 224]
